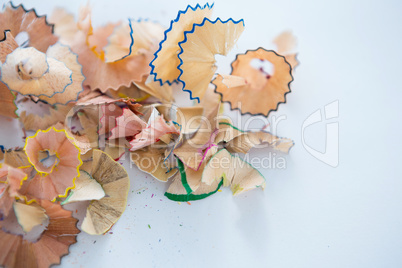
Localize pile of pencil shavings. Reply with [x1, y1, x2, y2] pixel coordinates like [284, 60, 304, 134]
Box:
[0, 2, 298, 267]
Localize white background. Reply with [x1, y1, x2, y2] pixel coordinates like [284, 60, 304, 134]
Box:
[1, 0, 402, 267]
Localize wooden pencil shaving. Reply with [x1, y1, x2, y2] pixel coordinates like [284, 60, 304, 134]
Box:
[21, 127, 82, 201]
[0, 2, 299, 265]
[214, 48, 293, 116]
[1, 44, 84, 105]
[0, 200, 79, 268]
[177, 18, 245, 101]
[150, 3, 214, 85]
[0, 3, 58, 52]
[80, 150, 129, 235]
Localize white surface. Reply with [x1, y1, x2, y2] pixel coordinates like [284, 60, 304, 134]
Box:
[1, 0, 402, 267]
